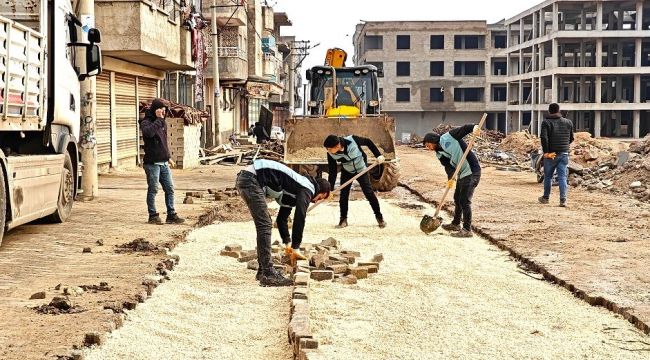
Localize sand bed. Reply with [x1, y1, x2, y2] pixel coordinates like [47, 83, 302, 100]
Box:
[84, 223, 293, 360]
[305, 198, 650, 359]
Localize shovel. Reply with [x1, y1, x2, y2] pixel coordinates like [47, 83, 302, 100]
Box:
[307, 161, 382, 213]
[420, 113, 488, 235]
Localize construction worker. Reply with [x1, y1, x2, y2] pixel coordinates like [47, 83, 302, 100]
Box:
[323, 135, 386, 229]
[539, 103, 574, 207]
[236, 159, 331, 287]
[423, 124, 481, 238]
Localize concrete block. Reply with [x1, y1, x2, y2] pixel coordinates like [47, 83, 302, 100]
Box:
[292, 299, 310, 317]
[348, 267, 368, 279]
[288, 315, 312, 343]
[358, 262, 380, 272]
[326, 264, 349, 274]
[224, 244, 242, 252]
[220, 250, 240, 258]
[299, 338, 319, 350]
[341, 250, 361, 257]
[294, 272, 309, 286]
[84, 332, 104, 346]
[320, 237, 338, 248]
[293, 286, 309, 300]
[237, 251, 258, 262]
[333, 275, 358, 285]
[372, 253, 384, 263]
[310, 270, 334, 281]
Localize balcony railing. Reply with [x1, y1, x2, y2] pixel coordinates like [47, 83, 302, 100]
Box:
[218, 46, 247, 59]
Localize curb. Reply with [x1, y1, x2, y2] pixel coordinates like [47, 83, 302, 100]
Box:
[288, 261, 322, 360]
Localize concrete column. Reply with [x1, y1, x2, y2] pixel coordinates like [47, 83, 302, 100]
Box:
[633, 110, 641, 138]
[615, 111, 622, 136]
[532, 77, 537, 106]
[533, 12, 539, 39]
[636, 38, 642, 67]
[507, 24, 512, 47]
[581, 6, 587, 30]
[551, 38, 558, 68]
[519, 80, 524, 105]
[595, 75, 602, 103]
[519, 49, 524, 74]
[518, 111, 523, 131]
[597, 2, 603, 31]
[638, 1, 644, 30]
[540, 9, 545, 37]
[551, 74, 558, 103]
[539, 41, 545, 70]
[594, 110, 602, 137]
[553, 2, 559, 32]
[539, 76, 546, 104]
[532, 44, 538, 71]
[634, 74, 641, 103]
[596, 38, 603, 67]
[580, 40, 586, 67]
[520, 19, 525, 44]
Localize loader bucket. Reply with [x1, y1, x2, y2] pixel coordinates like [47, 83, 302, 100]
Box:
[284, 115, 396, 165]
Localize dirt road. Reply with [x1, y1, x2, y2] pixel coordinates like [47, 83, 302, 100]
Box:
[397, 145, 650, 334]
[0, 166, 239, 360]
[307, 197, 649, 359]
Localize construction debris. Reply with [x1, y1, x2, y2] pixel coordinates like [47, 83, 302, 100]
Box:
[199, 141, 284, 166]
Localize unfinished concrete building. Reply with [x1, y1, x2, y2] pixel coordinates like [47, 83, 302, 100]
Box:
[505, 0, 650, 138]
[353, 21, 508, 141]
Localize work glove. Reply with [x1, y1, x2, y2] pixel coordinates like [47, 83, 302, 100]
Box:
[376, 155, 386, 164]
[284, 246, 307, 261]
[543, 152, 557, 160]
[472, 125, 481, 137]
[446, 179, 456, 189]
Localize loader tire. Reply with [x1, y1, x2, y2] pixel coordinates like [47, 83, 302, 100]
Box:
[370, 162, 400, 192]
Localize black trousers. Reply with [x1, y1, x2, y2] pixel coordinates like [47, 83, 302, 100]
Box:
[235, 171, 272, 272]
[452, 173, 481, 231]
[339, 170, 383, 220]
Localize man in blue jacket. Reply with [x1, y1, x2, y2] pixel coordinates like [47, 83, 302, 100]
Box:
[140, 98, 184, 225]
[236, 159, 331, 287]
[423, 124, 481, 238]
[323, 135, 386, 229]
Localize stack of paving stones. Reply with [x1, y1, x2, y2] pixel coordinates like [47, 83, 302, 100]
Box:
[184, 188, 239, 204]
[219, 237, 384, 359]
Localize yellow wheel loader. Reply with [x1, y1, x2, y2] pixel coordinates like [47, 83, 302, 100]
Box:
[283, 51, 399, 192]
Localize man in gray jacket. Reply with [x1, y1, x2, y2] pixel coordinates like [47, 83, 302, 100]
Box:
[539, 103, 574, 207]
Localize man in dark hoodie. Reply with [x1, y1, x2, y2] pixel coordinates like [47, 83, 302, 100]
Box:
[140, 98, 185, 225]
[236, 159, 331, 287]
[253, 122, 270, 144]
[539, 103, 574, 207]
[423, 124, 481, 238]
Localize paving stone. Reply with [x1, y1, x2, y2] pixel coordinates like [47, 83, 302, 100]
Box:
[341, 250, 361, 257]
[84, 332, 104, 346]
[294, 272, 309, 286]
[293, 286, 309, 300]
[237, 250, 257, 262]
[333, 275, 358, 285]
[319, 237, 338, 248]
[358, 262, 380, 272]
[348, 267, 368, 279]
[326, 264, 349, 274]
[219, 250, 240, 258]
[310, 270, 334, 281]
[224, 244, 242, 252]
[183, 196, 194, 204]
[247, 260, 259, 271]
[299, 338, 319, 350]
[372, 253, 384, 263]
[29, 291, 46, 300]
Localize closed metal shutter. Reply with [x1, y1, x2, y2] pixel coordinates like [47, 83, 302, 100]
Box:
[138, 78, 158, 103]
[96, 73, 112, 164]
[114, 73, 138, 160]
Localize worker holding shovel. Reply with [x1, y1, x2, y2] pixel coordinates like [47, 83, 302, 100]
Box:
[236, 159, 331, 287]
[323, 135, 387, 229]
[423, 124, 482, 238]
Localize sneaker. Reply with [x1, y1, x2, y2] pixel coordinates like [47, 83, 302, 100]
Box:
[148, 214, 164, 225]
[441, 223, 461, 232]
[259, 268, 293, 287]
[559, 199, 567, 208]
[335, 218, 348, 229]
[376, 217, 387, 229]
[538, 196, 549, 204]
[450, 229, 474, 238]
[166, 213, 185, 224]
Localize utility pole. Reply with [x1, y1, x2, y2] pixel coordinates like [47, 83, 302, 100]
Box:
[77, 0, 98, 200]
[211, 0, 222, 146]
[288, 46, 295, 115]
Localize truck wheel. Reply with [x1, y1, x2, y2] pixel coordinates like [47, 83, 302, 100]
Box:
[45, 152, 75, 223]
[370, 162, 400, 192]
[0, 166, 6, 247]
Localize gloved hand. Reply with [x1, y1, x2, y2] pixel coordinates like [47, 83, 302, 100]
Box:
[446, 179, 456, 189]
[543, 152, 557, 160]
[472, 125, 481, 137]
[376, 155, 386, 164]
[284, 246, 307, 262]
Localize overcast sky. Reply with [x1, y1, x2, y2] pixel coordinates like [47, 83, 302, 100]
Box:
[273, 0, 542, 71]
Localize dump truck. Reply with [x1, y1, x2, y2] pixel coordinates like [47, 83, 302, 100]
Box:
[283, 51, 399, 191]
[0, 0, 102, 246]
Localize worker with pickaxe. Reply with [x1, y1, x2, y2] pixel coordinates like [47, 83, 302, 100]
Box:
[423, 124, 482, 238]
[323, 135, 387, 229]
[236, 159, 331, 287]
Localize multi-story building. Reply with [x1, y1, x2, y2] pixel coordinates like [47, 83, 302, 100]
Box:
[353, 21, 508, 141]
[94, 0, 195, 170]
[504, 0, 650, 139]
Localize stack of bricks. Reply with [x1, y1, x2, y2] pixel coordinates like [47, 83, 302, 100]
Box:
[184, 188, 239, 205]
[165, 117, 202, 169]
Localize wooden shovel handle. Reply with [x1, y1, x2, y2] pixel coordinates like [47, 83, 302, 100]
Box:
[307, 162, 381, 213]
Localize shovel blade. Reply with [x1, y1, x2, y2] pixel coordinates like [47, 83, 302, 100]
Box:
[420, 215, 442, 235]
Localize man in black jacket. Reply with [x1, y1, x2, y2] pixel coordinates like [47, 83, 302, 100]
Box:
[423, 124, 481, 238]
[323, 135, 386, 229]
[253, 122, 270, 144]
[539, 103, 574, 207]
[236, 159, 331, 287]
[140, 98, 185, 225]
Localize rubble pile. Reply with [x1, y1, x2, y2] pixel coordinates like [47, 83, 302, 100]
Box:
[200, 141, 284, 166]
[220, 237, 383, 284]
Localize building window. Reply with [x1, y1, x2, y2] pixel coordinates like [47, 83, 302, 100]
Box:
[396, 61, 410, 76]
[396, 35, 410, 50]
[454, 35, 485, 49]
[430, 61, 444, 76]
[396, 88, 410, 102]
[454, 87, 484, 102]
[493, 61, 507, 76]
[430, 87, 444, 102]
[454, 61, 485, 76]
[367, 61, 384, 77]
[492, 86, 506, 102]
[364, 35, 383, 50]
[493, 35, 507, 49]
[430, 35, 444, 49]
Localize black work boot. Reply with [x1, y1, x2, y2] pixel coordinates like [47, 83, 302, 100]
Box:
[442, 223, 461, 232]
[255, 268, 263, 281]
[336, 218, 348, 229]
[166, 213, 185, 224]
[376, 216, 387, 229]
[148, 214, 163, 225]
[259, 268, 293, 287]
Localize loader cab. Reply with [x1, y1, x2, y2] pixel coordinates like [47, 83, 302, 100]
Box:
[306, 65, 381, 117]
